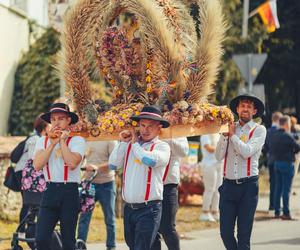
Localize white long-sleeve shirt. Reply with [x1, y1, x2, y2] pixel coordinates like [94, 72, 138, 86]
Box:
[163, 137, 189, 184]
[215, 120, 266, 179]
[109, 136, 170, 203]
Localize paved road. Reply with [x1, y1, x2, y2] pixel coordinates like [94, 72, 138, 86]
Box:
[88, 176, 300, 250]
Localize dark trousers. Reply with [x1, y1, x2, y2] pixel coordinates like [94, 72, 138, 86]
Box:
[19, 191, 29, 232]
[219, 177, 259, 250]
[274, 161, 294, 216]
[124, 201, 162, 250]
[36, 183, 79, 250]
[151, 184, 180, 250]
[268, 163, 275, 210]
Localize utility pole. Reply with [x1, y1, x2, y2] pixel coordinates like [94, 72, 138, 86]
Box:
[242, 0, 250, 38]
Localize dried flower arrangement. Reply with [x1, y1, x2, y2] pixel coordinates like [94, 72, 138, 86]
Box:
[60, 0, 233, 139]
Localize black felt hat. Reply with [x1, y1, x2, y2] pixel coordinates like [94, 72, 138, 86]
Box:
[131, 105, 170, 128]
[41, 103, 79, 124]
[229, 94, 265, 118]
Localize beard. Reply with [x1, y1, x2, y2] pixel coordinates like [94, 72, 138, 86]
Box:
[240, 115, 252, 123]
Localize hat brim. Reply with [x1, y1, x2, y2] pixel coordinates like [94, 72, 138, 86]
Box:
[131, 115, 170, 128]
[229, 95, 265, 118]
[41, 110, 79, 124]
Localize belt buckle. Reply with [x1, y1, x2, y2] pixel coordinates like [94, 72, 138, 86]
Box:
[235, 179, 242, 185]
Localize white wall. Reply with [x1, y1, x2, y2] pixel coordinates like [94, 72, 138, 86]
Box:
[27, 0, 48, 27]
[0, 0, 48, 27]
[0, 5, 30, 135]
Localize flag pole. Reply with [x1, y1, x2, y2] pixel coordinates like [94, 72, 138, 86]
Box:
[242, 0, 250, 38]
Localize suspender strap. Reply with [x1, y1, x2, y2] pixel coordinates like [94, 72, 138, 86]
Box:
[63, 137, 72, 183]
[122, 143, 132, 198]
[223, 139, 229, 177]
[162, 157, 171, 182]
[223, 126, 258, 177]
[247, 127, 257, 177]
[44, 136, 72, 183]
[44, 137, 51, 181]
[144, 143, 156, 201]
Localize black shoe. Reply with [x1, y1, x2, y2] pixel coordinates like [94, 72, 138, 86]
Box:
[281, 215, 296, 220]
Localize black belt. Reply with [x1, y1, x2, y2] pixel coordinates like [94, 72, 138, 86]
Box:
[125, 200, 161, 210]
[223, 175, 258, 185]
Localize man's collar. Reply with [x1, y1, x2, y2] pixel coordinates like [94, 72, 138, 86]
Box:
[138, 136, 160, 145]
[237, 120, 256, 129]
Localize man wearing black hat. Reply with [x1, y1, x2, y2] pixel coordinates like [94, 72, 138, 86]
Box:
[109, 105, 171, 250]
[33, 103, 86, 250]
[215, 95, 266, 250]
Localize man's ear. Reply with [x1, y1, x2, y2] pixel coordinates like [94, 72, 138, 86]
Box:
[253, 108, 257, 116]
[67, 116, 72, 125]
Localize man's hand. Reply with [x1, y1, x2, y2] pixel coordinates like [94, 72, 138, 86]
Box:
[228, 122, 235, 138]
[85, 164, 97, 172]
[130, 128, 138, 144]
[48, 126, 60, 145]
[119, 130, 132, 142]
[60, 130, 70, 143]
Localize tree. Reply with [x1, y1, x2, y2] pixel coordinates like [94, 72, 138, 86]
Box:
[257, 0, 300, 120]
[9, 28, 61, 135]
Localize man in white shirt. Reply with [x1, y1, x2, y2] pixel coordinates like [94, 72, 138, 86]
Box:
[33, 102, 86, 250]
[109, 105, 171, 250]
[77, 140, 118, 250]
[215, 94, 266, 250]
[152, 137, 189, 250]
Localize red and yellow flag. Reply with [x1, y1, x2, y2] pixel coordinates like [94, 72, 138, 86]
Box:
[257, 0, 280, 33]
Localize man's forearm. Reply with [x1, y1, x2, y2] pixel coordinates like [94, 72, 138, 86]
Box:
[60, 141, 82, 170]
[33, 144, 55, 170]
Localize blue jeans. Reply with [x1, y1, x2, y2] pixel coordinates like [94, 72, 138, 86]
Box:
[274, 161, 294, 216]
[124, 201, 162, 250]
[77, 181, 116, 249]
[268, 163, 276, 210]
[151, 184, 180, 250]
[219, 177, 259, 250]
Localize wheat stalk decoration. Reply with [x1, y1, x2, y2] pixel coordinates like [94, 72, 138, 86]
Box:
[186, 0, 227, 104]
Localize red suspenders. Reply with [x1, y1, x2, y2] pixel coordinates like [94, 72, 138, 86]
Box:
[223, 126, 257, 177]
[123, 143, 156, 202]
[44, 136, 72, 183]
[162, 158, 171, 182]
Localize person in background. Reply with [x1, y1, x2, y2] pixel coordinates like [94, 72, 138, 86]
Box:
[77, 140, 117, 250]
[16, 115, 49, 238]
[216, 94, 266, 250]
[199, 133, 223, 222]
[264, 111, 282, 211]
[152, 137, 189, 250]
[290, 116, 300, 195]
[271, 115, 300, 220]
[109, 105, 171, 250]
[33, 102, 86, 250]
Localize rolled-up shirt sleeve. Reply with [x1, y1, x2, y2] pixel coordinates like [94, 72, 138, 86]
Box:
[165, 137, 189, 157]
[230, 125, 267, 159]
[131, 141, 171, 168]
[108, 142, 128, 170]
[215, 134, 228, 161]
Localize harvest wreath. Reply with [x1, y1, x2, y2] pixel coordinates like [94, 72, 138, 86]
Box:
[60, 0, 233, 140]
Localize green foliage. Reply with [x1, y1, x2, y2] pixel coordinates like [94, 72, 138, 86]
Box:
[9, 28, 61, 135]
